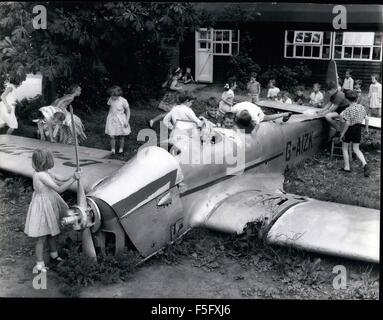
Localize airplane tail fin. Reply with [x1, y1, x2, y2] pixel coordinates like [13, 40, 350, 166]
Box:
[326, 60, 339, 88]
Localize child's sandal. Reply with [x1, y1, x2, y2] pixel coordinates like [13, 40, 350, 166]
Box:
[49, 256, 64, 267]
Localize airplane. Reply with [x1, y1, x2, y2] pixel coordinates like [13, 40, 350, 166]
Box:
[0, 60, 380, 264]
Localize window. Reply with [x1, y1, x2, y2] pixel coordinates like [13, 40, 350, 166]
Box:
[196, 29, 212, 50]
[284, 31, 332, 60]
[213, 29, 240, 56]
[333, 32, 382, 61]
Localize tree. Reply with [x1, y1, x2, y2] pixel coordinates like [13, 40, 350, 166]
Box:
[0, 2, 209, 109]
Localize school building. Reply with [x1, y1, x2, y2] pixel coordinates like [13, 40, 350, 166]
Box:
[164, 3, 383, 89]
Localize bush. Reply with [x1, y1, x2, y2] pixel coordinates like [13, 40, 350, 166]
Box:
[259, 63, 312, 92]
[226, 53, 261, 90]
[15, 94, 46, 123]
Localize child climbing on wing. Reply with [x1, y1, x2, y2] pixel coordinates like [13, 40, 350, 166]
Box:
[105, 85, 131, 154]
[24, 149, 81, 273]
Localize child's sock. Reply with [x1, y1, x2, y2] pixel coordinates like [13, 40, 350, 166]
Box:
[50, 251, 58, 259]
[35, 261, 47, 272]
[118, 148, 123, 154]
[111, 148, 115, 154]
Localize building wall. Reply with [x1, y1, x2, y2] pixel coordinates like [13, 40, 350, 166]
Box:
[179, 24, 382, 89]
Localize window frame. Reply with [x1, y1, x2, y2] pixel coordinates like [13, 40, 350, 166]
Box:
[212, 29, 240, 56]
[332, 32, 382, 62]
[284, 30, 333, 60]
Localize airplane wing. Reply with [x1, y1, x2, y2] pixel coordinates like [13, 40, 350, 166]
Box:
[201, 189, 379, 263]
[257, 100, 381, 130]
[0, 135, 125, 193]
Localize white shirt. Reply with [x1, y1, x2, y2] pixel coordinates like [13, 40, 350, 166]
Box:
[342, 77, 354, 91]
[277, 97, 292, 104]
[267, 87, 280, 99]
[232, 101, 265, 125]
[368, 82, 382, 109]
[163, 104, 202, 130]
[309, 91, 324, 106]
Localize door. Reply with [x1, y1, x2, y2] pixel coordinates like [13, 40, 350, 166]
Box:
[195, 28, 213, 83]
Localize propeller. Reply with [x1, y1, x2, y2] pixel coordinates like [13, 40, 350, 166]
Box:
[69, 105, 97, 261]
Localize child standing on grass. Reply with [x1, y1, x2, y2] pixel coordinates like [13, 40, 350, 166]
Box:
[342, 69, 354, 96]
[266, 80, 280, 100]
[247, 73, 261, 103]
[218, 82, 236, 117]
[24, 149, 81, 273]
[339, 90, 369, 177]
[105, 85, 131, 154]
[354, 80, 363, 103]
[368, 74, 382, 118]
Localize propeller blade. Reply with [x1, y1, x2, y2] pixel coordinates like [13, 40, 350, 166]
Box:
[77, 178, 87, 209]
[82, 227, 97, 261]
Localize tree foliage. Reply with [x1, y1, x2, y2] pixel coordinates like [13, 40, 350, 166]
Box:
[0, 2, 207, 108]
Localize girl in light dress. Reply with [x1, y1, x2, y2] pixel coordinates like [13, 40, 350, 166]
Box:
[218, 81, 237, 118]
[0, 76, 22, 134]
[148, 67, 184, 128]
[105, 85, 131, 154]
[24, 149, 81, 272]
[39, 84, 87, 144]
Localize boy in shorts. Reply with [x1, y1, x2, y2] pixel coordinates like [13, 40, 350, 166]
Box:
[339, 90, 369, 177]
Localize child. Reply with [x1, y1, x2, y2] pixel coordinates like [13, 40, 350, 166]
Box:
[218, 82, 236, 117]
[0, 76, 22, 135]
[163, 92, 202, 131]
[149, 67, 183, 128]
[342, 69, 354, 95]
[277, 91, 292, 104]
[105, 85, 131, 154]
[182, 67, 194, 84]
[24, 149, 81, 272]
[293, 86, 308, 105]
[368, 74, 382, 117]
[200, 97, 220, 126]
[247, 73, 261, 103]
[309, 83, 324, 108]
[354, 80, 362, 98]
[339, 90, 369, 177]
[266, 80, 280, 100]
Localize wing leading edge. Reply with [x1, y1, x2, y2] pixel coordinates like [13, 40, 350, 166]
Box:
[201, 188, 379, 263]
[0, 135, 125, 193]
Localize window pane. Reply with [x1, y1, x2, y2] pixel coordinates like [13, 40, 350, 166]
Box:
[312, 46, 320, 57]
[286, 45, 294, 57]
[362, 47, 370, 59]
[334, 46, 342, 58]
[295, 32, 304, 43]
[343, 32, 374, 46]
[304, 32, 312, 43]
[372, 47, 381, 60]
[232, 30, 238, 42]
[335, 32, 343, 45]
[323, 32, 331, 45]
[344, 47, 352, 58]
[374, 33, 382, 45]
[304, 46, 312, 57]
[215, 43, 222, 53]
[222, 43, 229, 54]
[200, 30, 207, 39]
[232, 43, 238, 55]
[215, 31, 222, 41]
[296, 45, 303, 56]
[223, 31, 230, 41]
[199, 41, 207, 49]
[312, 33, 321, 44]
[286, 31, 294, 44]
[323, 46, 330, 59]
[353, 47, 361, 59]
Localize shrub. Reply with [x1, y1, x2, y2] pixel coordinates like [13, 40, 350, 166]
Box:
[226, 53, 261, 90]
[259, 63, 312, 92]
[15, 94, 46, 123]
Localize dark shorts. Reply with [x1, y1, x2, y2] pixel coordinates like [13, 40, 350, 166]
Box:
[343, 125, 361, 143]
